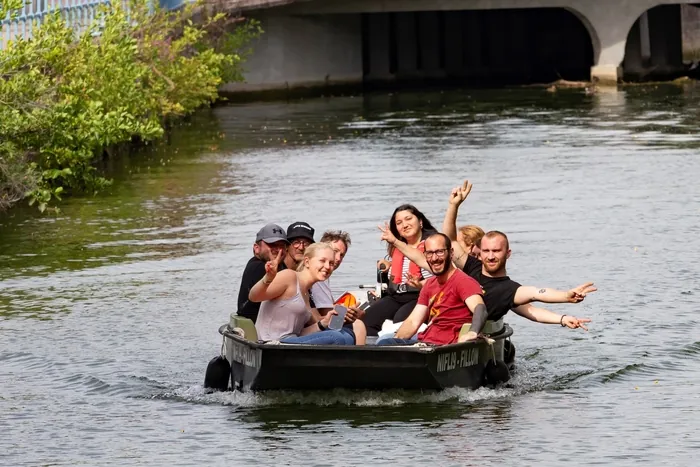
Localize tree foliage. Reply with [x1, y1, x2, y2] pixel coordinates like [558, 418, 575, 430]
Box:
[0, 0, 261, 212]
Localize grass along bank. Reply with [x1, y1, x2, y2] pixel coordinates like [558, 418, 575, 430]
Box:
[0, 0, 261, 213]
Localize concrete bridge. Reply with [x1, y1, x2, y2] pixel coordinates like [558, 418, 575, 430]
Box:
[219, 0, 700, 93]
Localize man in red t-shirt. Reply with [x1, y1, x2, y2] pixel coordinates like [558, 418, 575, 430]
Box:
[377, 233, 488, 346]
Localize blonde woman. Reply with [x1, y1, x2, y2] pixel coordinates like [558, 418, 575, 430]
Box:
[456, 224, 485, 262]
[250, 242, 354, 345]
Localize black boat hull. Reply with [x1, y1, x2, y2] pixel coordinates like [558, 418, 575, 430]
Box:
[220, 324, 513, 391]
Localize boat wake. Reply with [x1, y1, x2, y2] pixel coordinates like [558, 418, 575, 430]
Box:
[152, 357, 552, 408]
[156, 384, 520, 407]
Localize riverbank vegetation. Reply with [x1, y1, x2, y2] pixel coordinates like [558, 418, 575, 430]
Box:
[0, 0, 261, 212]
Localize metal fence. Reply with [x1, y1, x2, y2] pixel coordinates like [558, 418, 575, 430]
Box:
[1, 0, 112, 49]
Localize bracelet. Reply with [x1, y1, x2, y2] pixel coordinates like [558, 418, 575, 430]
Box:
[262, 276, 273, 285]
[560, 315, 566, 327]
[317, 321, 327, 331]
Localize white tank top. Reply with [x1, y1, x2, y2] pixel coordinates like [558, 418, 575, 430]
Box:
[255, 275, 311, 341]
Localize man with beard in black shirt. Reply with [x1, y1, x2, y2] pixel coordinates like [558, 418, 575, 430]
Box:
[236, 223, 289, 323]
[381, 181, 594, 330]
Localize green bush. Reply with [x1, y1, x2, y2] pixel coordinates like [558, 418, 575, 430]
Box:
[0, 0, 261, 212]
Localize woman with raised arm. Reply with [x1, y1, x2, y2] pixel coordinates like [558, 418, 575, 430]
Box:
[361, 204, 437, 336]
[250, 242, 355, 345]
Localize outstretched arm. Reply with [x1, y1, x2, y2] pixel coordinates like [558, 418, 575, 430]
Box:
[395, 304, 429, 339]
[514, 282, 597, 306]
[512, 303, 591, 330]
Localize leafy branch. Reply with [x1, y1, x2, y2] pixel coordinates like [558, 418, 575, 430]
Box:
[0, 0, 262, 212]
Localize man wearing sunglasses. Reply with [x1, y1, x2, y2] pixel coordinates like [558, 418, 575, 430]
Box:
[378, 233, 488, 345]
[283, 221, 316, 270]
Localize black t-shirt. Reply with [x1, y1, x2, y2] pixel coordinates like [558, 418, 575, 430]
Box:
[236, 257, 287, 323]
[463, 255, 521, 321]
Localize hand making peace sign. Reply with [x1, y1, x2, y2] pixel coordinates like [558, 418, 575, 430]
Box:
[263, 249, 284, 282]
[448, 179, 473, 206]
[566, 282, 597, 303]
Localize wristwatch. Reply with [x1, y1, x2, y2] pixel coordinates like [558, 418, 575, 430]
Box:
[317, 321, 328, 331]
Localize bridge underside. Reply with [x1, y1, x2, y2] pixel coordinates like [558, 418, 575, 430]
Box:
[361, 9, 593, 86]
[221, 1, 698, 94]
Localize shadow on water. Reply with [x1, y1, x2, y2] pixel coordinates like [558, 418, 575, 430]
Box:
[233, 397, 516, 429]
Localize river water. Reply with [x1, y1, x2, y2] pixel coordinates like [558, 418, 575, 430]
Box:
[1, 86, 699, 466]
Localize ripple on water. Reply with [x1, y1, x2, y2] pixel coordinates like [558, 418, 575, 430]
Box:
[2, 88, 700, 466]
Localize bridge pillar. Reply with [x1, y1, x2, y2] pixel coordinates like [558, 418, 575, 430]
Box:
[579, 6, 639, 84]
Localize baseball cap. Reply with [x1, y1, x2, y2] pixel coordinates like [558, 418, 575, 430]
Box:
[287, 222, 315, 242]
[255, 223, 289, 244]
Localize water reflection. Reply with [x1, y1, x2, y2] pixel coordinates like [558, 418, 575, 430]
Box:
[236, 403, 473, 428]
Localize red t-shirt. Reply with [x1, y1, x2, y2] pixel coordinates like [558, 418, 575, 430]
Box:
[416, 269, 484, 345]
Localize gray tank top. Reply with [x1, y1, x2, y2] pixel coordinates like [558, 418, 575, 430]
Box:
[255, 275, 311, 341]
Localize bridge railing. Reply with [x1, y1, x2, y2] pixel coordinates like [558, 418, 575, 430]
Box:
[1, 0, 113, 49]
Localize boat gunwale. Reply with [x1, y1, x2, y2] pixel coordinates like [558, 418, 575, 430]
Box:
[219, 323, 513, 353]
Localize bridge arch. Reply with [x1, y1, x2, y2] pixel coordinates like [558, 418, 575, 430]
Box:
[622, 4, 686, 81]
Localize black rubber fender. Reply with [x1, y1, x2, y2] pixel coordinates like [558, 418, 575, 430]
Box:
[483, 359, 511, 387]
[203, 355, 231, 392]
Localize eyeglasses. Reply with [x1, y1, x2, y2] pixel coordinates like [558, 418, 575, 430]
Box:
[424, 249, 448, 259]
[291, 239, 312, 248]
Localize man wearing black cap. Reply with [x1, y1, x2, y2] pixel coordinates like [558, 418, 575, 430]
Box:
[283, 221, 315, 270]
[236, 223, 289, 323]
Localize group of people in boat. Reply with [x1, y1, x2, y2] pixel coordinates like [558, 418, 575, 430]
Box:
[235, 180, 595, 347]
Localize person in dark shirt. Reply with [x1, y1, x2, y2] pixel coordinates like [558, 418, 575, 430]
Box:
[236, 223, 289, 323]
[382, 180, 594, 330]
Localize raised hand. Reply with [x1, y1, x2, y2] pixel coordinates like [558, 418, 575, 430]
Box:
[566, 282, 597, 303]
[378, 222, 398, 245]
[448, 179, 473, 206]
[264, 249, 283, 281]
[561, 315, 591, 331]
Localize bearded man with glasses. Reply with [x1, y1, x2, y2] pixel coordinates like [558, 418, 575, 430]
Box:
[377, 233, 488, 346]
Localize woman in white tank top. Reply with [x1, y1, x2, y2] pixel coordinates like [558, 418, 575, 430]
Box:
[250, 242, 360, 345]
